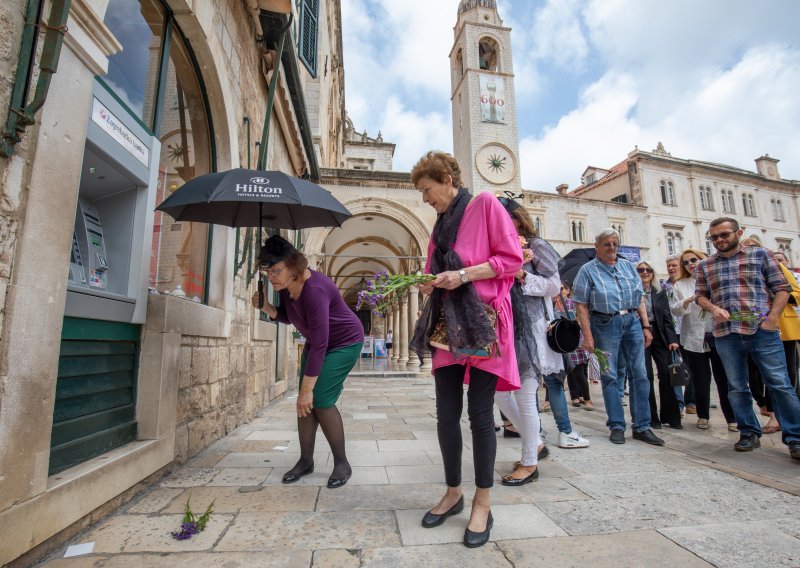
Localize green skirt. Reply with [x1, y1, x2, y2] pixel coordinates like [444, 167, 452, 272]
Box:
[299, 342, 362, 408]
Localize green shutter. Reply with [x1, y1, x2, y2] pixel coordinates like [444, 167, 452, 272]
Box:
[299, 0, 319, 76]
[49, 318, 140, 475]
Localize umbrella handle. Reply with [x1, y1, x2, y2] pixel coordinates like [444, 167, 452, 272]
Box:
[258, 278, 265, 309]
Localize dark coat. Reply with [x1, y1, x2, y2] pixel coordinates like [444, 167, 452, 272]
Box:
[646, 287, 679, 345]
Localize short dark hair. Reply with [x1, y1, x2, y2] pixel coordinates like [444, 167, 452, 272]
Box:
[709, 217, 739, 231]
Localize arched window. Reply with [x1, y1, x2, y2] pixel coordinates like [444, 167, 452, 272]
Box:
[454, 48, 464, 83]
[666, 231, 683, 256]
[778, 241, 793, 262]
[611, 223, 625, 244]
[699, 186, 714, 210]
[722, 190, 735, 214]
[534, 216, 542, 236]
[699, 187, 707, 210]
[773, 199, 786, 221]
[478, 37, 499, 71]
[704, 236, 713, 255]
[742, 193, 756, 216]
[571, 220, 584, 242]
[660, 180, 675, 205]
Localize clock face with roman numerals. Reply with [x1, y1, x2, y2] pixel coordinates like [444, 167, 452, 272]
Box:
[476, 143, 516, 185]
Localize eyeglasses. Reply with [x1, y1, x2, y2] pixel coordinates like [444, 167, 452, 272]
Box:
[637, 267, 654, 274]
[261, 266, 285, 277]
[682, 257, 699, 266]
[708, 231, 735, 241]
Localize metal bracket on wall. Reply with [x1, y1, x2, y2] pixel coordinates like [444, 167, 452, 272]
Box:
[1, 0, 72, 158]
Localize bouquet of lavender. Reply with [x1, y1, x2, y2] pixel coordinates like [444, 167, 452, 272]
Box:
[171, 492, 215, 541]
[593, 349, 612, 373]
[356, 271, 436, 313]
[701, 307, 768, 323]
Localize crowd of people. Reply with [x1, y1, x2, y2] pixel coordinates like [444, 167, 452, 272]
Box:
[252, 150, 800, 549]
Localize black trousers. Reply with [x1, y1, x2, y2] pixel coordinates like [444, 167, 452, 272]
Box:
[681, 348, 713, 419]
[645, 327, 681, 426]
[786, 340, 798, 394]
[435, 364, 498, 489]
[706, 334, 736, 423]
[566, 362, 591, 401]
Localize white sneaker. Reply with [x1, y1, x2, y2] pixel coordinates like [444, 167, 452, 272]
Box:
[558, 430, 590, 449]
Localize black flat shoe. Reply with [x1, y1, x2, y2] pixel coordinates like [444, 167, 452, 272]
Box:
[327, 468, 352, 488]
[421, 495, 464, 528]
[464, 511, 493, 548]
[282, 462, 314, 484]
[503, 427, 521, 438]
[501, 466, 539, 486]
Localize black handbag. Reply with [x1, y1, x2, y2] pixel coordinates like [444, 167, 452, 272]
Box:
[668, 350, 692, 387]
[546, 292, 581, 354]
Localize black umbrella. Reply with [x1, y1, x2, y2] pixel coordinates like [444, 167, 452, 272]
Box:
[156, 168, 352, 230]
[559, 247, 595, 284]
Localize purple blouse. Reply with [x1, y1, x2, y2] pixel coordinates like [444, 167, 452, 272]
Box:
[273, 270, 364, 376]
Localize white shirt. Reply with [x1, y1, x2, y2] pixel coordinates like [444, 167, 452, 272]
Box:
[670, 278, 712, 353]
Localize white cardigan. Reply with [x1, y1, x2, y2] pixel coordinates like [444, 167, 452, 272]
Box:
[669, 278, 712, 353]
[521, 271, 564, 376]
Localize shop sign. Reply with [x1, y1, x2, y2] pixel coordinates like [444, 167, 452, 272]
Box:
[91, 98, 149, 166]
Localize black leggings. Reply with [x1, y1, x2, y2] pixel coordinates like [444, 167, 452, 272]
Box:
[567, 363, 591, 401]
[682, 348, 713, 419]
[435, 364, 498, 489]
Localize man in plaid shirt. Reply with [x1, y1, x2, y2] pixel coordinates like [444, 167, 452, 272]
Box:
[696, 217, 800, 460]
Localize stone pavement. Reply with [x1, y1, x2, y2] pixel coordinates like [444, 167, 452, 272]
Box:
[38, 375, 800, 567]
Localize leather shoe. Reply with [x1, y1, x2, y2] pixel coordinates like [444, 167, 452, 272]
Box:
[501, 466, 539, 486]
[327, 467, 352, 488]
[503, 427, 521, 438]
[422, 495, 464, 528]
[632, 429, 665, 446]
[609, 429, 625, 444]
[734, 433, 761, 452]
[282, 462, 314, 484]
[463, 511, 493, 548]
[789, 441, 800, 460]
[650, 421, 662, 430]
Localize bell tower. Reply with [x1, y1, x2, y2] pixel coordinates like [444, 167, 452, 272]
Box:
[451, 0, 522, 194]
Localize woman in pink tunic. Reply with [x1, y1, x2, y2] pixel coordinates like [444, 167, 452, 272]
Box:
[409, 151, 522, 548]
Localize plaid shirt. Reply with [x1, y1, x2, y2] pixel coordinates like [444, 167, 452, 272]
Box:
[573, 257, 643, 314]
[695, 245, 790, 337]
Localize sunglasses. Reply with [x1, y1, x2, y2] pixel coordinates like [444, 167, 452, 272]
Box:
[708, 231, 735, 242]
[637, 267, 654, 274]
[682, 257, 699, 266]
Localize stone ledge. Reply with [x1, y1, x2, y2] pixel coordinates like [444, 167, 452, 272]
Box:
[145, 294, 230, 337]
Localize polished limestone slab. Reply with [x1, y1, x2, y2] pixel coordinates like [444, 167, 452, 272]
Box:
[359, 543, 512, 567]
[84, 514, 234, 553]
[161, 485, 319, 513]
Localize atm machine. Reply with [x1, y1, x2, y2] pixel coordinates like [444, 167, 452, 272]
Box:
[70, 199, 109, 291]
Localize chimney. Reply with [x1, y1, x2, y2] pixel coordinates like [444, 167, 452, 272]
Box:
[556, 184, 569, 195]
[755, 155, 780, 180]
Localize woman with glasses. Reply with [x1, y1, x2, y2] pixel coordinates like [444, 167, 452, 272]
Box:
[636, 261, 682, 429]
[670, 248, 737, 431]
[251, 235, 364, 488]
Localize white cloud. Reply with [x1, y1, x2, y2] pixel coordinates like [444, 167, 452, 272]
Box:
[531, 0, 588, 69]
[378, 96, 452, 171]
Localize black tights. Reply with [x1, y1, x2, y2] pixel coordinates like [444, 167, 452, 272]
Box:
[435, 364, 498, 489]
[288, 406, 350, 478]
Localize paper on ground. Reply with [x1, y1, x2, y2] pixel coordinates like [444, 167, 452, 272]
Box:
[64, 542, 95, 557]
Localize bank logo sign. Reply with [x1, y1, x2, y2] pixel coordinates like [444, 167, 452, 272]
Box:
[91, 98, 149, 167]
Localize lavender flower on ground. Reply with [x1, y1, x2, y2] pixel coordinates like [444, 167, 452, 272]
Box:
[170, 491, 215, 541]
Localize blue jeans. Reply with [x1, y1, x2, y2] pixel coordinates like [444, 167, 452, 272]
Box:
[590, 312, 652, 432]
[543, 372, 573, 434]
[714, 328, 800, 444]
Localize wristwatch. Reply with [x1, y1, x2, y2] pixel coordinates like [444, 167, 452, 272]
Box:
[459, 269, 469, 284]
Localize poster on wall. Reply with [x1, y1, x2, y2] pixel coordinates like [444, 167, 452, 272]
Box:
[479, 75, 505, 124]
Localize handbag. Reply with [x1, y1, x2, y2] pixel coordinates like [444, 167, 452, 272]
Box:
[429, 304, 498, 358]
[668, 350, 692, 387]
[546, 292, 580, 354]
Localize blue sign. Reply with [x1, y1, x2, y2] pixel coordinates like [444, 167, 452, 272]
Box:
[618, 246, 641, 262]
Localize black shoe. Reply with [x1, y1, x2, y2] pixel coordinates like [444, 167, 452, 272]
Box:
[327, 467, 352, 488]
[538, 445, 550, 461]
[789, 441, 800, 460]
[282, 462, 314, 484]
[609, 429, 625, 444]
[667, 423, 684, 430]
[501, 466, 539, 486]
[422, 495, 464, 528]
[633, 429, 665, 446]
[503, 427, 521, 438]
[734, 433, 761, 452]
[650, 421, 663, 430]
[464, 512, 493, 548]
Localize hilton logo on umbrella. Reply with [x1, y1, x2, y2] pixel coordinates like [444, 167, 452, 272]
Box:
[235, 177, 283, 194]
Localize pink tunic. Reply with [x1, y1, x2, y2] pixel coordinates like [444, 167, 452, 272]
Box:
[425, 192, 523, 391]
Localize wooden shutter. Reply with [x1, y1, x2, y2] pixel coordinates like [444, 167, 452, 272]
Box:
[299, 0, 319, 76]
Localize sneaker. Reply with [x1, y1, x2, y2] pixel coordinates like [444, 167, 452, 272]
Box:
[696, 418, 709, 430]
[734, 433, 761, 452]
[559, 430, 590, 449]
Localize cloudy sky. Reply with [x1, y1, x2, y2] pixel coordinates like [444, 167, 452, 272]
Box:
[340, 0, 800, 192]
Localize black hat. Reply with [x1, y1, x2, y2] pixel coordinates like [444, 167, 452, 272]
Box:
[259, 235, 295, 268]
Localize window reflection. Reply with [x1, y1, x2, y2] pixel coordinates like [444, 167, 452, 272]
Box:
[150, 29, 212, 300]
[104, 0, 165, 129]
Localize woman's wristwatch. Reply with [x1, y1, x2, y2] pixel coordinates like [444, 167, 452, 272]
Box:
[459, 269, 469, 284]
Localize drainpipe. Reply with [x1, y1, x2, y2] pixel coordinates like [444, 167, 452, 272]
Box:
[1, 0, 72, 158]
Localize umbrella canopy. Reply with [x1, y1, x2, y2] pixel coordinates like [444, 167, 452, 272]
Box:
[156, 169, 352, 229]
[559, 247, 595, 284]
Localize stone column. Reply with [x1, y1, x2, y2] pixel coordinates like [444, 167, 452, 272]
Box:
[406, 287, 420, 369]
[391, 302, 400, 362]
[398, 295, 409, 365]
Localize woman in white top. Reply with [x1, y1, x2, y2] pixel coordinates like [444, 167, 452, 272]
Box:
[670, 248, 737, 431]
